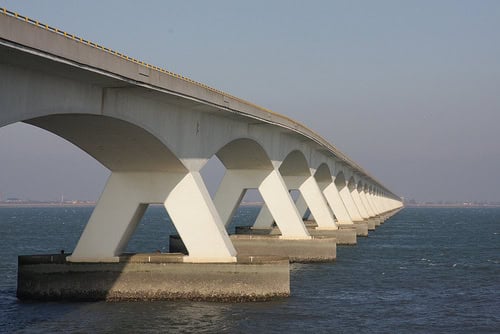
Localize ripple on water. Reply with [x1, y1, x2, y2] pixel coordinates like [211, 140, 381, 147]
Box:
[0, 207, 499, 333]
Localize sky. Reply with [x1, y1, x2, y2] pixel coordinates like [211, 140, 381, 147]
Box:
[0, 0, 499, 203]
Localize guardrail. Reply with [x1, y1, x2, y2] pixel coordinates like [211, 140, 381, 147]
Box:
[0, 8, 227, 93]
[0, 8, 312, 129]
[0, 7, 397, 197]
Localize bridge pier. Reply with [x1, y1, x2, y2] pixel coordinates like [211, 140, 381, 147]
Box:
[170, 234, 337, 262]
[211, 165, 340, 261]
[18, 254, 289, 301]
[1, 8, 404, 302]
[213, 169, 310, 238]
[253, 175, 338, 231]
[68, 171, 237, 264]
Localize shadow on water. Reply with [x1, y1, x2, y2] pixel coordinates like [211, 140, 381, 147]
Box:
[1, 207, 499, 333]
[0, 205, 281, 333]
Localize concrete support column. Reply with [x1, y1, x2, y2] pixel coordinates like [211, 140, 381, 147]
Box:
[253, 175, 337, 230]
[68, 172, 171, 262]
[213, 169, 256, 227]
[289, 176, 337, 229]
[380, 196, 391, 213]
[294, 194, 311, 220]
[69, 172, 236, 263]
[368, 192, 382, 215]
[384, 197, 393, 211]
[338, 184, 363, 221]
[213, 169, 309, 239]
[165, 172, 237, 262]
[377, 195, 389, 213]
[258, 170, 311, 238]
[350, 186, 370, 219]
[321, 182, 353, 225]
[392, 198, 403, 210]
[359, 190, 376, 218]
[252, 192, 315, 228]
[253, 203, 275, 229]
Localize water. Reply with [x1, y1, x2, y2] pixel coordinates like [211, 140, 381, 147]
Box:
[0, 206, 499, 333]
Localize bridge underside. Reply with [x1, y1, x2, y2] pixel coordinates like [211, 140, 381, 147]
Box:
[0, 52, 403, 264]
[1, 10, 403, 300]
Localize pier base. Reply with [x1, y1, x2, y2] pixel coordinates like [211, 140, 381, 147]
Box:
[170, 235, 336, 262]
[17, 253, 290, 302]
[230, 235, 336, 262]
[366, 219, 376, 231]
[372, 218, 382, 227]
[352, 222, 369, 236]
[308, 227, 357, 245]
[235, 225, 356, 245]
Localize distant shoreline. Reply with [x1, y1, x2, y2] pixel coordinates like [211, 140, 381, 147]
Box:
[0, 202, 96, 208]
[2, 202, 498, 209]
[0, 201, 264, 208]
[404, 204, 500, 208]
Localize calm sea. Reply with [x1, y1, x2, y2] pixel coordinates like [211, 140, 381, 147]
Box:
[0, 206, 498, 333]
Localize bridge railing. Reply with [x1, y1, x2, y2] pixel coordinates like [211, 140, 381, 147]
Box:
[0, 8, 320, 139]
[0, 7, 398, 199]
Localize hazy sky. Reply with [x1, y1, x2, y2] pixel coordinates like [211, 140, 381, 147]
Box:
[0, 0, 499, 202]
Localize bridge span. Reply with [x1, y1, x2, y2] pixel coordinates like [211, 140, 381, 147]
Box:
[1, 9, 402, 300]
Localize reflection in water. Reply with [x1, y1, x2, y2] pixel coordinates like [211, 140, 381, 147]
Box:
[16, 301, 236, 333]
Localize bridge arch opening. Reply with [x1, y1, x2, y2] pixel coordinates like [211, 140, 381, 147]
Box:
[199, 153, 263, 234]
[348, 176, 357, 191]
[1, 113, 190, 258]
[215, 138, 273, 171]
[334, 171, 347, 189]
[208, 138, 278, 231]
[26, 114, 186, 173]
[357, 181, 365, 192]
[279, 150, 310, 177]
[0, 122, 108, 203]
[314, 163, 334, 185]
[277, 150, 313, 221]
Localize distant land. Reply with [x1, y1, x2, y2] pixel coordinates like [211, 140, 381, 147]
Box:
[0, 199, 263, 207]
[403, 199, 500, 208]
[0, 198, 96, 207]
[1, 198, 500, 209]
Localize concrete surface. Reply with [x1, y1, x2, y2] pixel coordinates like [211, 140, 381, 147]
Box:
[170, 235, 336, 263]
[18, 253, 289, 301]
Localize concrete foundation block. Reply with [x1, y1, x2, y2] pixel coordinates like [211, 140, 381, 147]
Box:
[307, 227, 357, 245]
[171, 235, 336, 263]
[366, 219, 376, 230]
[303, 220, 318, 228]
[230, 235, 336, 263]
[236, 224, 356, 245]
[17, 253, 290, 302]
[235, 226, 281, 235]
[353, 221, 369, 236]
[334, 226, 358, 245]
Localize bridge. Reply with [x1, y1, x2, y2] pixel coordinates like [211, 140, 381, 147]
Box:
[1, 9, 403, 300]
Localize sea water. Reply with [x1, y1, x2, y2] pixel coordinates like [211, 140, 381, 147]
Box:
[0, 206, 499, 333]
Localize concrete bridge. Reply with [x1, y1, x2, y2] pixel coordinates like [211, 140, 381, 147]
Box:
[1, 9, 403, 300]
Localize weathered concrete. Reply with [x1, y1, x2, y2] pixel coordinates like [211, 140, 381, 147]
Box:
[170, 235, 336, 262]
[1, 11, 403, 266]
[366, 219, 376, 231]
[17, 253, 290, 302]
[308, 227, 357, 245]
[235, 225, 356, 245]
[234, 226, 279, 235]
[371, 217, 382, 226]
[230, 235, 336, 263]
[353, 222, 369, 236]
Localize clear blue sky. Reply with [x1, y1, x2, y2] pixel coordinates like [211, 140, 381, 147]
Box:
[1, 0, 499, 202]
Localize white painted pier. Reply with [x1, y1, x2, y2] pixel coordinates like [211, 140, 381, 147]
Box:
[0, 8, 403, 301]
